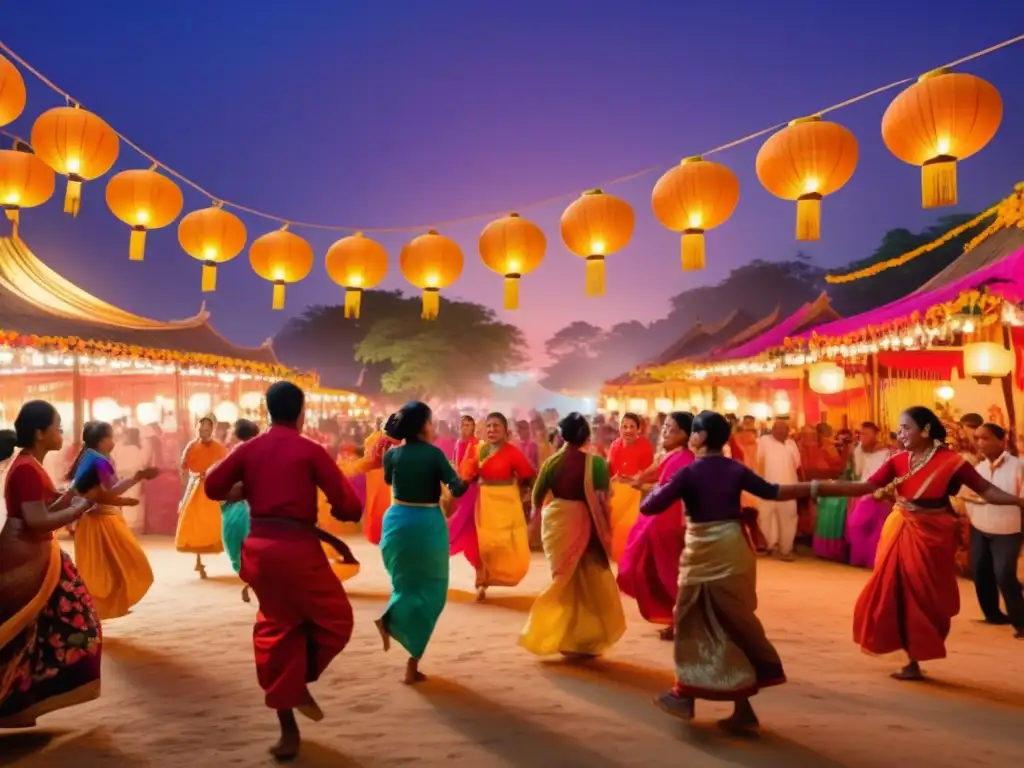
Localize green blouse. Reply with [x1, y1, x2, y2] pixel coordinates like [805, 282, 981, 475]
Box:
[383, 441, 466, 505]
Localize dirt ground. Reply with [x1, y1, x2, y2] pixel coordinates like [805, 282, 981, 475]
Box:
[1, 536, 1022, 768]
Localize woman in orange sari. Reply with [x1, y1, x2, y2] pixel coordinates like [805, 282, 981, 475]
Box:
[0, 401, 99, 728]
[362, 415, 400, 545]
[176, 416, 228, 578]
[459, 413, 535, 601]
[824, 407, 1024, 680]
[606, 413, 655, 562]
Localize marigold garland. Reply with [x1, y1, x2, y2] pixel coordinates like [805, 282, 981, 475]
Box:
[0, 328, 313, 385]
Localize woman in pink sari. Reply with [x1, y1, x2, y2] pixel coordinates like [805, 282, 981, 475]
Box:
[448, 416, 481, 568]
[618, 411, 694, 640]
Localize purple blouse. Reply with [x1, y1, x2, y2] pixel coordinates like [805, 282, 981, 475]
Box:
[640, 454, 780, 524]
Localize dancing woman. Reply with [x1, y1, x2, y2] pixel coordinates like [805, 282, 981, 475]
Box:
[69, 421, 160, 620]
[221, 419, 261, 602]
[643, 410, 807, 730]
[362, 415, 400, 545]
[448, 415, 481, 568]
[617, 411, 695, 640]
[459, 413, 535, 601]
[176, 416, 227, 578]
[607, 413, 655, 562]
[520, 413, 626, 657]
[822, 407, 1024, 680]
[0, 401, 98, 728]
[374, 402, 467, 684]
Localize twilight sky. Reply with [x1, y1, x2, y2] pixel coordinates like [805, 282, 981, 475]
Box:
[4, 1, 1024, 366]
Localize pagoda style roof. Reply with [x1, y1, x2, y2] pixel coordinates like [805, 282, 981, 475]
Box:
[649, 309, 756, 366]
[0, 236, 281, 367]
[916, 225, 1024, 293]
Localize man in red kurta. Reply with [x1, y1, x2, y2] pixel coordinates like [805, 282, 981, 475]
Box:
[205, 381, 362, 761]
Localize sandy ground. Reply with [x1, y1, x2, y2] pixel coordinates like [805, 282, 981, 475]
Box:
[1, 537, 1023, 768]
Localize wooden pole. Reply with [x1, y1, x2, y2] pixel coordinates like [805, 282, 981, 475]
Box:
[1000, 325, 1017, 439]
[71, 354, 84, 441]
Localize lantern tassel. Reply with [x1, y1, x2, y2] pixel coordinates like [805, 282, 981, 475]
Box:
[503, 274, 521, 310]
[585, 255, 605, 297]
[344, 287, 362, 319]
[796, 193, 822, 241]
[922, 155, 957, 209]
[4, 207, 18, 226]
[272, 280, 286, 310]
[129, 227, 147, 261]
[201, 261, 217, 292]
[422, 287, 440, 320]
[64, 176, 82, 217]
[681, 229, 705, 271]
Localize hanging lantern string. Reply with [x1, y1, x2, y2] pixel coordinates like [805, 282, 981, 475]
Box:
[1, 33, 1022, 234]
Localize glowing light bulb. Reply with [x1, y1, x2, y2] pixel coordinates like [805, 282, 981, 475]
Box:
[507, 258, 522, 273]
[4, 191, 19, 205]
[591, 239, 606, 255]
[426, 273, 439, 287]
[803, 177, 820, 194]
[962, 319, 975, 334]
[349, 273, 364, 287]
[688, 212, 703, 228]
[203, 246, 217, 259]
[273, 267, 286, 280]
[66, 158, 81, 174]
[936, 137, 951, 155]
[135, 209, 151, 225]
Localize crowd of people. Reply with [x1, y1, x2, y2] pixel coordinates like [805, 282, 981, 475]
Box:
[1, 385, 1024, 761]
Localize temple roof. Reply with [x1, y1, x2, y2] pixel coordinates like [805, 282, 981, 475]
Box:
[0, 236, 280, 365]
[916, 225, 1024, 293]
[648, 309, 756, 366]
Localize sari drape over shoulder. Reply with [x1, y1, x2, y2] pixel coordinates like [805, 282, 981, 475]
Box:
[1, 454, 101, 728]
[852, 447, 987, 662]
[459, 442, 533, 588]
[617, 449, 694, 625]
[175, 440, 227, 554]
[520, 448, 626, 656]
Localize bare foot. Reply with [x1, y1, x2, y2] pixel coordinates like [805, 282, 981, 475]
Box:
[475, 586, 487, 602]
[271, 710, 301, 761]
[718, 700, 759, 732]
[891, 662, 923, 681]
[374, 617, 391, 652]
[195, 555, 208, 579]
[653, 691, 695, 721]
[404, 658, 426, 685]
[657, 626, 674, 641]
[241, 585, 251, 603]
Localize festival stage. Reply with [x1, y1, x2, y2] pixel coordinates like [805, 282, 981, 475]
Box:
[2, 537, 1022, 767]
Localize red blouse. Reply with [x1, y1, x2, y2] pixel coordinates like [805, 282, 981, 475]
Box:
[607, 437, 655, 478]
[460, 442, 535, 483]
[867, 449, 989, 500]
[4, 453, 57, 528]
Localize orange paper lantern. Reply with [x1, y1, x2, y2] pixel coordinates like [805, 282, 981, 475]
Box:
[756, 117, 858, 241]
[249, 228, 315, 310]
[882, 69, 1002, 209]
[479, 212, 546, 309]
[0, 54, 26, 128]
[560, 189, 634, 296]
[178, 206, 248, 292]
[30, 106, 119, 216]
[105, 168, 184, 261]
[324, 232, 389, 319]
[400, 229, 463, 319]
[0, 142, 55, 228]
[651, 156, 739, 271]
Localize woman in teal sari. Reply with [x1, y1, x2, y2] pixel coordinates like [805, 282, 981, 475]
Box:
[374, 403, 468, 684]
[220, 419, 261, 602]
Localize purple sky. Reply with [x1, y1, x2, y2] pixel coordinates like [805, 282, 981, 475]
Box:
[4, 2, 1024, 366]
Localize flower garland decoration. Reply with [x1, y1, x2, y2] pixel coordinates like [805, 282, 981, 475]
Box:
[0, 328, 313, 384]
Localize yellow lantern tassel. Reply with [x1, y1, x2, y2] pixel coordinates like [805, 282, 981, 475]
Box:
[201, 261, 217, 292]
[4, 208, 18, 225]
[922, 156, 957, 209]
[272, 280, 286, 310]
[422, 287, 440, 320]
[129, 227, 147, 261]
[504, 274, 520, 310]
[796, 193, 822, 241]
[585, 255, 605, 297]
[344, 287, 362, 319]
[64, 176, 82, 217]
[681, 229, 705, 271]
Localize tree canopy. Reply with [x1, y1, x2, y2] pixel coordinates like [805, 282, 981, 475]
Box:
[273, 291, 526, 397]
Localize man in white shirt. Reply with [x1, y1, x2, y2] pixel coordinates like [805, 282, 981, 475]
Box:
[965, 423, 1024, 638]
[853, 422, 890, 480]
[757, 417, 802, 560]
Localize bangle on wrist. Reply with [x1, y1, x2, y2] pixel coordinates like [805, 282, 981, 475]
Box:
[810, 479, 821, 500]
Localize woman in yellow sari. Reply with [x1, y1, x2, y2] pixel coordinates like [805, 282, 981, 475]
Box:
[1, 401, 99, 728]
[520, 413, 626, 657]
[459, 413, 535, 601]
[69, 421, 160, 620]
[176, 416, 227, 578]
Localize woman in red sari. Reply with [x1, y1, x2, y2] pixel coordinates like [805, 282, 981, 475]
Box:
[824, 407, 1024, 680]
[607, 413, 655, 562]
[0, 401, 100, 728]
